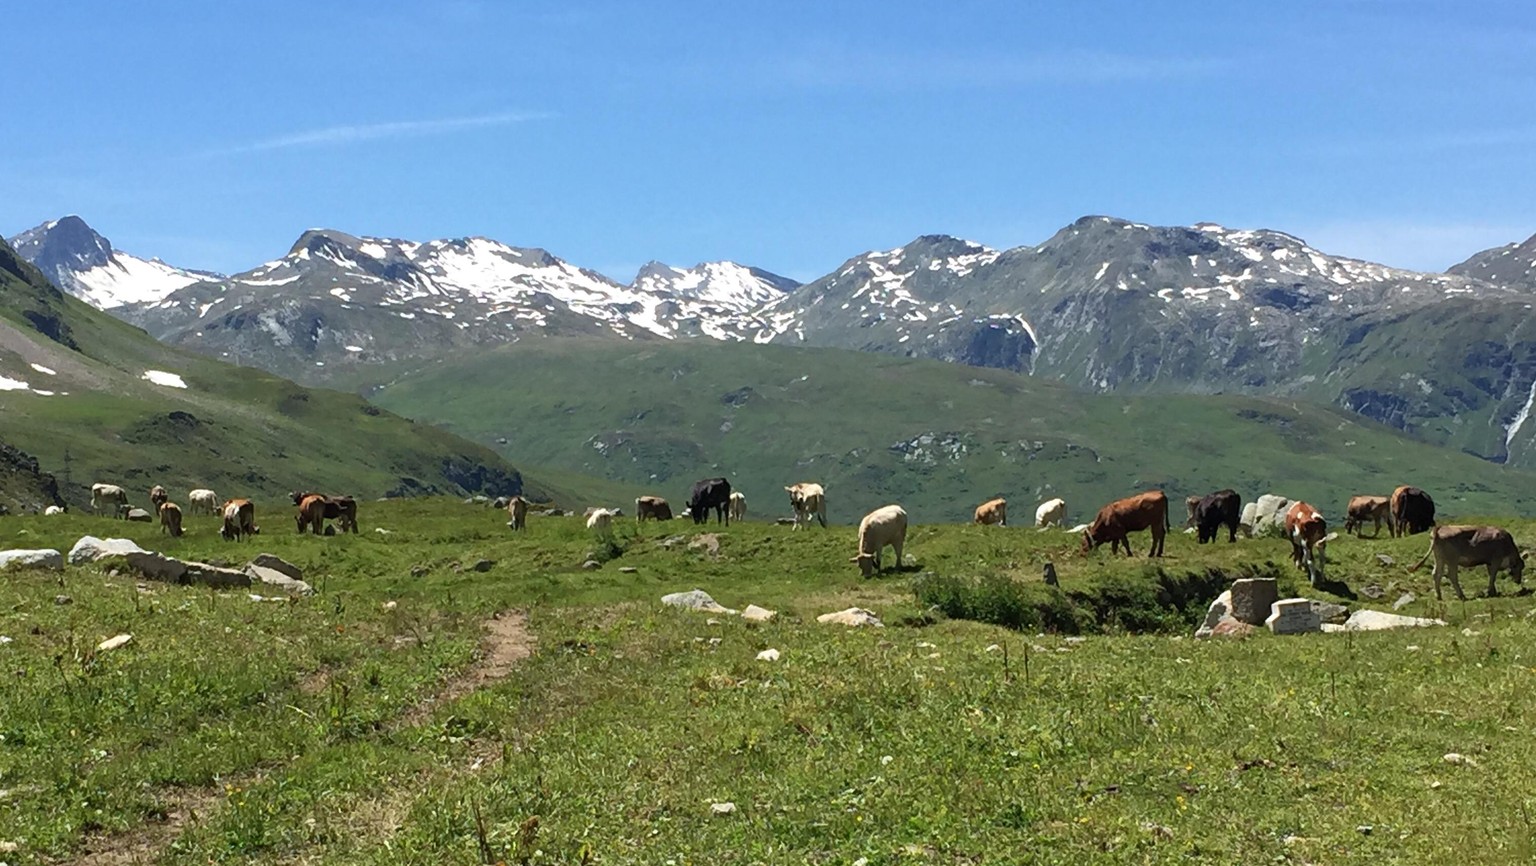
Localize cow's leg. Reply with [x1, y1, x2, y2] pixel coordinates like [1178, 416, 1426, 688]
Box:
[1445, 561, 1466, 601]
[892, 536, 904, 570]
[1487, 563, 1500, 598]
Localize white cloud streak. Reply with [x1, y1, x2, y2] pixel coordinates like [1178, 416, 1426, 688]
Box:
[215, 111, 550, 154]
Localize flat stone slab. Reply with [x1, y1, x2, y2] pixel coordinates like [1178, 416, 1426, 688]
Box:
[661, 589, 737, 614]
[124, 551, 251, 589]
[245, 564, 314, 595]
[1343, 609, 1447, 631]
[68, 536, 147, 565]
[741, 604, 777, 623]
[249, 554, 303, 580]
[1266, 597, 1321, 635]
[1230, 579, 1279, 625]
[817, 608, 884, 627]
[0, 549, 63, 571]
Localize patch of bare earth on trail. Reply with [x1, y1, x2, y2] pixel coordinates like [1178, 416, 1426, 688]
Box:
[398, 610, 534, 727]
[69, 787, 223, 866]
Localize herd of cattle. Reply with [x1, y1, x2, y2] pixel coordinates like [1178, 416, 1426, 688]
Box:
[50, 475, 1527, 604]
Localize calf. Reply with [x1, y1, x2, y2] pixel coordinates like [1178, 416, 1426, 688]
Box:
[507, 495, 529, 530]
[221, 499, 258, 541]
[1034, 498, 1066, 528]
[785, 482, 827, 530]
[159, 501, 183, 538]
[851, 505, 908, 577]
[634, 495, 672, 523]
[688, 477, 732, 526]
[1343, 495, 1392, 538]
[1284, 501, 1335, 586]
[1409, 524, 1526, 600]
[973, 497, 1007, 527]
[1082, 490, 1168, 557]
[1391, 485, 1435, 536]
[729, 490, 747, 523]
[1193, 489, 1241, 544]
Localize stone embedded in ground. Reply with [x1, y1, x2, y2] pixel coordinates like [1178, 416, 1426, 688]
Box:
[245, 564, 314, 595]
[1266, 598, 1322, 635]
[471, 559, 494, 572]
[756, 648, 780, 662]
[1309, 600, 1349, 624]
[1343, 609, 1447, 631]
[1194, 589, 1233, 639]
[741, 604, 776, 623]
[0, 549, 63, 571]
[689, 534, 721, 556]
[1230, 578, 1280, 625]
[710, 801, 737, 816]
[1376, 554, 1395, 566]
[661, 589, 737, 614]
[249, 553, 303, 580]
[1359, 583, 1386, 600]
[817, 608, 884, 628]
[54, 594, 72, 605]
[1393, 593, 1416, 610]
[618, 566, 638, 573]
[581, 560, 602, 570]
[124, 507, 153, 522]
[410, 565, 429, 577]
[1210, 619, 1257, 638]
[68, 536, 147, 565]
[124, 551, 252, 589]
[96, 633, 133, 652]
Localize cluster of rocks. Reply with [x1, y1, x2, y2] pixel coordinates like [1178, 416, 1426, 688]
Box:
[1197, 577, 1444, 638]
[0, 536, 313, 595]
[660, 589, 883, 627]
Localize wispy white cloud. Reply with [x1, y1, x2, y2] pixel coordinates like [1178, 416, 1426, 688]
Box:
[212, 111, 550, 154]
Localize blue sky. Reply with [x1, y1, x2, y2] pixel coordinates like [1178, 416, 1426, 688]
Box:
[4, 1, 1533, 281]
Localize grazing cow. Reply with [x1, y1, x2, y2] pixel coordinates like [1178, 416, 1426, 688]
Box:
[188, 488, 219, 515]
[1184, 494, 1201, 529]
[1409, 524, 1526, 600]
[1035, 498, 1066, 529]
[587, 507, 616, 541]
[785, 482, 828, 530]
[851, 505, 908, 578]
[1284, 501, 1335, 586]
[729, 490, 747, 523]
[221, 499, 258, 541]
[1082, 490, 1169, 557]
[1391, 486, 1436, 536]
[90, 483, 127, 517]
[688, 478, 732, 526]
[44, 505, 65, 516]
[149, 485, 168, 512]
[159, 501, 183, 537]
[635, 495, 672, 523]
[507, 495, 529, 530]
[973, 497, 1008, 527]
[290, 491, 359, 534]
[1193, 489, 1241, 544]
[1343, 495, 1392, 538]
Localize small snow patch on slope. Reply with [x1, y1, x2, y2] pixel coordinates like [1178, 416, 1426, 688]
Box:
[29, 363, 56, 375]
[0, 375, 30, 391]
[141, 370, 188, 389]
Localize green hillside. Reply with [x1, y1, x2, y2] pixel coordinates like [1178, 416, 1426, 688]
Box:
[0, 239, 537, 507]
[369, 339, 1536, 524]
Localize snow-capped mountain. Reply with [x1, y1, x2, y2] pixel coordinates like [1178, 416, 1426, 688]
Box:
[1448, 231, 1536, 290]
[6, 216, 219, 309]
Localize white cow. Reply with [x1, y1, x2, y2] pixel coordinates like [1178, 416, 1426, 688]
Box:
[1035, 498, 1066, 528]
[44, 505, 65, 516]
[91, 483, 128, 517]
[785, 482, 827, 530]
[728, 491, 746, 523]
[188, 489, 219, 515]
[850, 504, 908, 578]
[587, 507, 616, 541]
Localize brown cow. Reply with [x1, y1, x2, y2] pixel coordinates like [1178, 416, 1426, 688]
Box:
[1409, 524, 1526, 600]
[221, 499, 258, 541]
[634, 495, 671, 523]
[158, 501, 183, 538]
[291, 491, 359, 534]
[1284, 501, 1335, 586]
[149, 485, 168, 512]
[507, 495, 530, 530]
[1343, 495, 1392, 538]
[1082, 490, 1168, 557]
[973, 497, 1007, 527]
[1390, 485, 1435, 536]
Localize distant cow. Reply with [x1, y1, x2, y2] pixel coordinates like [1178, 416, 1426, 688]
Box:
[291, 491, 359, 534]
[973, 497, 1007, 526]
[688, 478, 732, 526]
[44, 505, 65, 516]
[1184, 495, 1201, 529]
[149, 485, 169, 512]
[729, 491, 747, 523]
[635, 495, 672, 523]
[1391, 486, 1435, 536]
[1193, 489, 1241, 544]
[159, 501, 183, 537]
[507, 495, 529, 531]
[785, 482, 827, 529]
[221, 499, 258, 541]
[91, 483, 127, 517]
[1082, 490, 1169, 557]
[1410, 524, 1526, 600]
[851, 504, 908, 578]
[188, 488, 219, 515]
[1343, 495, 1392, 538]
[587, 507, 616, 541]
[1035, 498, 1066, 528]
[1284, 501, 1335, 586]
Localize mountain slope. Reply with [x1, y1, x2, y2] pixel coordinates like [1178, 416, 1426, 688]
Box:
[367, 340, 1536, 525]
[7, 216, 219, 309]
[1449, 231, 1536, 290]
[0, 235, 532, 505]
[0, 439, 65, 515]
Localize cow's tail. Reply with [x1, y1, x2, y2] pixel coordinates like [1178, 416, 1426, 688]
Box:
[1407, 539, 1436, 572]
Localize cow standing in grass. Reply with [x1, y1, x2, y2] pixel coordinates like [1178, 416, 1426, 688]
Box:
[159, 501, 183, 537]
[1193, 489, 1241, 544]
[688, 478, 732, 526]
[1284, 501, 1335, 586]
[507, 495, 529, 531]
[1082, 490, 1169, 557]
[635, 495, 672, 523]
[188, 488, 219, 515]
[1343, 495, 1392, 538]
[1409, 524, 1526, 600]
[785, 483, 827, 529]
[973, 497, 1007, 527]
[1391, 486, 1435, 536]
[221, 499, 259, 541]
[91, 483, 127, 517]
[1035, 498, 1066, 528]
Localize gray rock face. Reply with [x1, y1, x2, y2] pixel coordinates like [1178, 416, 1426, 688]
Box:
[0, 549, 64, 571]
[1249, 496, 1292, 536]
[1310, 601, 1350, 624]
[123, 551, 251, 589]
[1229, 578, 1279, 625]
[1194, 589, 1234, 640]
[1266, 598, 1322, 635]
[68, 536, 147, 565]
[249, 553, 303, 581]
[245, 564, 313, 595]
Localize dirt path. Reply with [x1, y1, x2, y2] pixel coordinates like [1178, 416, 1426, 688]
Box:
[64, 611, 533, 865]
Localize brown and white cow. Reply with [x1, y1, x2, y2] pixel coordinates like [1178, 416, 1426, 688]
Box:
[159, 501, 183, 537]
[1343, 495, 1392, 538]
[973, 497, 1007, 527]
[785, 483, 827, 530]
[1390, 485, 1435, 537]
[221, 499, 259, 541]
[149, 485, 169, 512]
[1082, 490, 1168, 557]
[1409, 524, 1526, 600]
[507, 495, 530, 530]
[634, 495, 672, 523]
[1284, 501, 1336, 586]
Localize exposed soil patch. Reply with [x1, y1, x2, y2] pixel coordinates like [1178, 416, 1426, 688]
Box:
[398, 609, 534, 727]
[70, 786, 222, 866]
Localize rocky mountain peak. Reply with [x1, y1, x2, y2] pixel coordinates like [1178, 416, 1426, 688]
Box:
[7, 215, 114, 277]
[1448, 232, 1536, 290]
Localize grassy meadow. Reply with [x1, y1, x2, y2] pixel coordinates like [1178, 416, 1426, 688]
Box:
[3, 499, 1536, 864]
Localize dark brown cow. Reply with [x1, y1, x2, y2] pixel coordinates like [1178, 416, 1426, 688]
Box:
[1391, 485, 1435, 536]
[291, 491, 359, 534]
[1082, 490, 1169, 557]
[159, 501, 183, 538]
[635, 495, 672, 523]
[1409, 524, 1526, 600]
[221, 499, 258, 541]
[1284, 501, 1335, 586]
[1343, 494, 1392, 538]
[1193, 489, 1241, 544]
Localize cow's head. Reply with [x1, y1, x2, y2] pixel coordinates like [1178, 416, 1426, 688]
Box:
[850, 552, 877, 578]
[1080, 527, 1097, 554]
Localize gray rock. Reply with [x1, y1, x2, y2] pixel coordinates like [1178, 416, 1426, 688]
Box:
[1250, 495, 1292, 536]
[661, 589, 736, 614]
[1343, 609, 1446, 631]
[581, 560, 602, 570]
[689, 534, 721, 556]
[741, 604, 776, 623]
[123, 551, 252, 589]
[1043, 561, 1059, 587]
[1392, 592, 1416, 610]
[1266, 598, 1322, 635]
[249, 554, 303, 581]
[67, 536, 147, 565]
[618, 566, 638, 573]
[1359, 583, 1386, 600]
[0, 548, 64, 571]
[817, 607, 884, 627]
[492, 496, 511, 509]
[124, 507, 153, 523]
[245, 564, 314, 595]
[410, 564, 429, 577]
[1194, 589, 1233, 639]
[1309, 600, 1349, 625]
[1376, 554, 1395, 567]
[471, 559, 494, 573]
[1230, 578, 1279, 625]
[54, 594, 72, 605]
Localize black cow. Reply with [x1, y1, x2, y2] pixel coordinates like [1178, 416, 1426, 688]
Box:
[1194, 489, 1241, 544]
[1391, 485, 1436, 536]
[688, 477, 732, 526]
